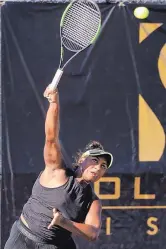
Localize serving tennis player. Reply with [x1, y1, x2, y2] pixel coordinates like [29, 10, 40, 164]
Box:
[4, 85, 113, 249]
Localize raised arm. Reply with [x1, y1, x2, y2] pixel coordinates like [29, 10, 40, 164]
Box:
[43, 86, 62, 169]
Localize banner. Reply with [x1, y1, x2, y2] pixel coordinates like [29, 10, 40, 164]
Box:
[2, 2, 166, 248]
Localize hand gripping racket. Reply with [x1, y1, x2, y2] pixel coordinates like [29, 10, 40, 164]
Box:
[49, 0, 101, 90]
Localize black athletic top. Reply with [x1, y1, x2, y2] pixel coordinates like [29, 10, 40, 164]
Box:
[22, 170, 98, 246]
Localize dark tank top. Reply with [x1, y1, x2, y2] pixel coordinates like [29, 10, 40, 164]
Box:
[22, 170, 98, 246]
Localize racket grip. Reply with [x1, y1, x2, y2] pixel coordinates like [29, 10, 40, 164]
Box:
[49, 69, 64, 90]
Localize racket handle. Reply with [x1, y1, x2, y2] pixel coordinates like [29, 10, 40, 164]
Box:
[49, 69, 64, 90]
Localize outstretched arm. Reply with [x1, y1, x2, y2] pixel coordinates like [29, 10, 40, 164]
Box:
[43, 86, 62, 169]
[48, 200, 102, 241]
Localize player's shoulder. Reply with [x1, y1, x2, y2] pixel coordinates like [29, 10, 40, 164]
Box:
[91, 187, 99, 202]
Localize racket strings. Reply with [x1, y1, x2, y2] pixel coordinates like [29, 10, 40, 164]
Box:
[63, 36, 82, 51]
[62, 15, 99, 49]
[63, 4, 100, 34]
[62, 26, 95, 50]
[69, 3, 100, 19]
[62, 24, 96, 48]
[64, 12, 99, 31]
[63, 12, 99, 35]
[63, 35, 85, 48]
[61, 0, 101, 51]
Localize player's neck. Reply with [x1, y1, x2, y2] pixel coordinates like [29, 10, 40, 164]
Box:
[76, 177, 89, 186]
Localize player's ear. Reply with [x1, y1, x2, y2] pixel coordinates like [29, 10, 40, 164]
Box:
[78, 158, 83, 164]
[78, 156, 86, 164]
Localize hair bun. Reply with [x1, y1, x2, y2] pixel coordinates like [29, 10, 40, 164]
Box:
[85, 141, 103, 151]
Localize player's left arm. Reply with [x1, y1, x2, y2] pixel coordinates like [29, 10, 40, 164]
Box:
[48, 200, 102, 241]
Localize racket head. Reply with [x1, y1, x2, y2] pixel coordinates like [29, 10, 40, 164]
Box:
[60, 0, 101, 52]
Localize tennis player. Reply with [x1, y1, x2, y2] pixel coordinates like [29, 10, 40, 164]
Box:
[4, 85, 113, 249]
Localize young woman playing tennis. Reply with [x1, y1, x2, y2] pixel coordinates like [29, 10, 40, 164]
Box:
[4, 85, 113, 249]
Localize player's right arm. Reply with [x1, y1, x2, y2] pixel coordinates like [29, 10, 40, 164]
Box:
[43, 86, 63, 170]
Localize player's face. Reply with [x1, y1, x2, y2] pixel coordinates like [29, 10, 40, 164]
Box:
[81, 156, 108, 182]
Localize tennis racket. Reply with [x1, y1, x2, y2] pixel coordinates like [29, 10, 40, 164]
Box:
[49, 0, 101, 90]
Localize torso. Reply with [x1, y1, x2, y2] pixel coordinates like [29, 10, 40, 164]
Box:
[21, 168, 98, 245]
[21, 167, 70, 228]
